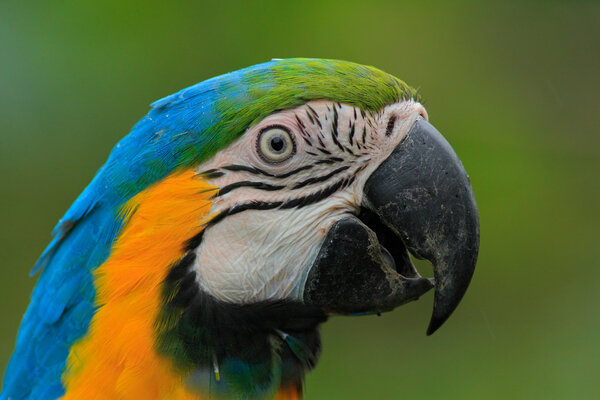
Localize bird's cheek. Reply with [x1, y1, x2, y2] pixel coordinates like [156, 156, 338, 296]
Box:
[193, 208, 339, 303]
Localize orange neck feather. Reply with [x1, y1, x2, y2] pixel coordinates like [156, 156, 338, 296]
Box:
[61, 169, 304, 400]
[61, 170, 217, 399]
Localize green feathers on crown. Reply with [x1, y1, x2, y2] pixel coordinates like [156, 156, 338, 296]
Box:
[107, 58, 419, 200]
[219, 57, 420, 129]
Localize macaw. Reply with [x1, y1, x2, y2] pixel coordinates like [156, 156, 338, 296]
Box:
[1, 58, 479, 400]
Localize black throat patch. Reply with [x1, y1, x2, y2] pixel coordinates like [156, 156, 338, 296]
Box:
[155, 230, 327, 398]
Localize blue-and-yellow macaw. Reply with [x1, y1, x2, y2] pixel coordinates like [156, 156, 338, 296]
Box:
[1, 58, 479, 399]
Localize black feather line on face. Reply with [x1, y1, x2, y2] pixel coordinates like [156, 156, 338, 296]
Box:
[218, 181, 285, 197]
[330, 106, 345, 153]
[316, 133, 327, 149]
[348, 123, 356, 147]
[305, 109, 315, 125]
[210, 174, 355, 226]
[200, 169, 225, 179]
[294, 115, 313, 146]
[281, 176, 352, 209]
[295, 114, 307, 130]
[221, 164, 313, 179]
[385, 115, 397, 137]
[215, 161, 351, 197]
[361, 126, 367, 145]
[293, 166, 350, 189]
[306, 105, 322, 129]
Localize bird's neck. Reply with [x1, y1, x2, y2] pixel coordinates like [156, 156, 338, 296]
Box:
[157, 239, 327, 398]
[61, 170, 325, 399]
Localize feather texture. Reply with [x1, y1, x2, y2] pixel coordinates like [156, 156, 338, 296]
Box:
[62, 170, 216, 399]
[2, 58, 417, 399]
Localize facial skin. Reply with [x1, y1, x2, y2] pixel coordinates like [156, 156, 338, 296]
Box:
[192, 99, 428, 303]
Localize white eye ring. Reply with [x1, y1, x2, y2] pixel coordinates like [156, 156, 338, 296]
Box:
[257, 126, 296, 163]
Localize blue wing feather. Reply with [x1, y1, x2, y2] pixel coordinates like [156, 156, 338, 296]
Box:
[2, 205, 119, 399]
[2, 59, 292, 399]
[0, 76, 226, 398]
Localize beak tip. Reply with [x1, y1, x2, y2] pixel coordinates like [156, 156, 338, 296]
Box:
[363, 118, 480, 336]
[426, 314, 447, 336]
[426, 267, 476, 336]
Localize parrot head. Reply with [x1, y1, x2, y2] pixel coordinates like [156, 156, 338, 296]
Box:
[148, 59, 480, 397]
[187, 96, 478, 328]
[2, 58, 479, 400]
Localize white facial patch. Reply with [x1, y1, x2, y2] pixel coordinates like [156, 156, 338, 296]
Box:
[193, 99, 427, 303]
[194, 193, 354, 302]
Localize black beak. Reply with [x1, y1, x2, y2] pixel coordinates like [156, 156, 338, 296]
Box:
[363, 118, 480, 335]
[302, 118, 479, 335]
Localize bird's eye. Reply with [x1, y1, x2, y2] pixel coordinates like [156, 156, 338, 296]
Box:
[257, 126, 296, 163]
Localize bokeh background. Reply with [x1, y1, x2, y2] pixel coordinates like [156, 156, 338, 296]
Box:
[1, 1, 599, 398]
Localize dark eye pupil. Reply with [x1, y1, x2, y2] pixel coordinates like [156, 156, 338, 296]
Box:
[270, 136, 285, 152]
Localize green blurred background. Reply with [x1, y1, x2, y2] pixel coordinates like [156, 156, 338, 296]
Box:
[1, 1, 599, 398]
